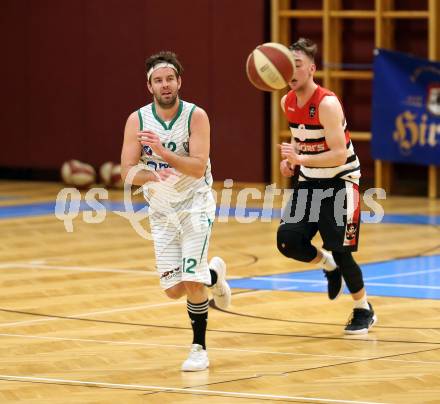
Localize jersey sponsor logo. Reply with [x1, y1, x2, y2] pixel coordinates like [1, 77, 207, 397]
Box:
[143, 145, 153, 155]
[145, 161, 171, 170]
[297, 141, 328, 153]
[296, 124, 307, 141]
[143, 142, 177, 156]
[288, 106, 295, 112]
[183, 141, 189, 152]
[309, 104, 316, 118]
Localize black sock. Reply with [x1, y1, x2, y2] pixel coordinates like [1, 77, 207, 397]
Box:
[187, 299, 209, 350]
[208, 269, 218, 286]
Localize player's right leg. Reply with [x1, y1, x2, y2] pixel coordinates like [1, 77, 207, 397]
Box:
[149, 212, 184, 295]
[181, 281, 210, 372]
[164, 283, 186, 299]
[276, 221, 317, 261]
[277, 222, 341, 299]
[277, 221, 342, 300]
[277, 183, 342, 300]
[178, 207, 214, 371]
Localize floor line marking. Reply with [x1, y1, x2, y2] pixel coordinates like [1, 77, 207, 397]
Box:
[251, 277, 326, 283]
[0, 262, 243, 279]
[365, 282, 440, 290]
[1, 332, 439, 365]
[0, 301, 184, 327]
[1, 263, 154, 276]
[0, 289, 268, 328]
[364, 268, 440, 281]
[0, 374, 390, 404]
[248, 277, 440, 290]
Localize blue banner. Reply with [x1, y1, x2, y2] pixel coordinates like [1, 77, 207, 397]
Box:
[371, 49, 440, 166]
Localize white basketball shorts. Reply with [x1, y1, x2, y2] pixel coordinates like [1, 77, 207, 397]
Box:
[148, 191, 216, 290]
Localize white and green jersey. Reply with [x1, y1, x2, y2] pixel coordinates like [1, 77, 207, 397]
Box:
[138, 99, 213, 210]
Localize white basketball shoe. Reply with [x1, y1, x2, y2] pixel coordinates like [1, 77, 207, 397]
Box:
[209, 257, 231, 309]
[181, 344, 209, 371]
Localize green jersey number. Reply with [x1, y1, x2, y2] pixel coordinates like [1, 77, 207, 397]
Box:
[162, 141, 177, 152]
[182, 258, 197, 274]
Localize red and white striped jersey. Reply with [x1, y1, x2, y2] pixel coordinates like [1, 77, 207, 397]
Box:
[284, 85, 361, 183]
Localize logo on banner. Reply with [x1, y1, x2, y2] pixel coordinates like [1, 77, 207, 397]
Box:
[392, 111, 440, 154]
[393, 78, 440, 155]
[427, 84, 440, 116]
[372, 49, 440, 165]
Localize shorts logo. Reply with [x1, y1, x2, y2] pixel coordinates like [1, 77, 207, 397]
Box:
[345, 223, 358, 240]
[309, 104, 316, 118]
[161, 267, 181, 280]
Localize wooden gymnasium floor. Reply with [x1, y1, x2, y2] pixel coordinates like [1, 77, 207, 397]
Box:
[0, 180, 439, 404]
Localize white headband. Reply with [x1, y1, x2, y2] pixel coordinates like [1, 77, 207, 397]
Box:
[147, 62, 178, 81]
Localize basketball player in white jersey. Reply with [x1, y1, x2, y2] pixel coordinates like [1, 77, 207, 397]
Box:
[277, 38, 376, 334]
[121, 51, 231, 371]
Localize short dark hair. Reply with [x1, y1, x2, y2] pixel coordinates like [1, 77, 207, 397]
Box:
[145, 51, 184, 82]
[289, 38, 317, 61]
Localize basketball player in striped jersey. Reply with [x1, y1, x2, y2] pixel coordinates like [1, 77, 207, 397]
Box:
[277, 38, 376, 334]
[121, 51, 231, 371]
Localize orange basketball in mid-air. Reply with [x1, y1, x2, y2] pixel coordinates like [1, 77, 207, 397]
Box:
[246, 42, 295, 91]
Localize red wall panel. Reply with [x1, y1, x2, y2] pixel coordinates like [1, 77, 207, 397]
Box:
[210, 0, 267, 182]
[83, 0, 148, 165]
[0, 0, 28, 166]
[141, 0, 212, 109]
[0, 0, 267, 182]
[27, 0, 85, 168]
[0, 0, 431, 184]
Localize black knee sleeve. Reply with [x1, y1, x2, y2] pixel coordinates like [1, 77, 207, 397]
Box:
[332, 251, 364, 294]
[277, 227, 317, 262]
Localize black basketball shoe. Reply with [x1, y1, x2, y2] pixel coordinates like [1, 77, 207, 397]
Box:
[344, 303, 377, 335]
[323, 267, 344, 300]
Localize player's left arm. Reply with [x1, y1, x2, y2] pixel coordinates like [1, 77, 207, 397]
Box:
[315, 96, 348, 166]
[139, 107, 209, 178]
[281, 96, 347, 167]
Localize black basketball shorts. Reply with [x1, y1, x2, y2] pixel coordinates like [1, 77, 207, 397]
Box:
[280, 178, 361, 252]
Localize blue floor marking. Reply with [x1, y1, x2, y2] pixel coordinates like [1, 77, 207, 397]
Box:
[380, 214, 440, 225]
[0, 201, 147, 219]
[0, 196, 22, 201]
[228, 255, 440, 300]
[1, 201, 439, 299]
[1, 202, 440, 225]
[0, 202, 57, 218]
